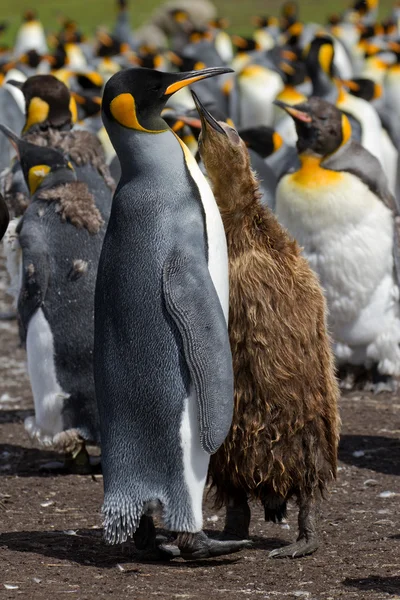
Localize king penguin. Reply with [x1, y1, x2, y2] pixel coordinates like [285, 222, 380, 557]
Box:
[274, 97, 400, 392]
[95, 66, 251, 560]
[0, 124, 106, 467]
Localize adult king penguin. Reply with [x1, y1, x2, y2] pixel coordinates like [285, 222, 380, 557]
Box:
[275, 98, 400, 392]
[96, 67, 250, 560]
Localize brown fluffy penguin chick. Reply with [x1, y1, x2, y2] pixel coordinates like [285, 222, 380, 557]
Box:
[193, 91, 341, 559]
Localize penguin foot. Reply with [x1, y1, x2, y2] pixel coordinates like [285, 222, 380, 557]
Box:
[177, 531, 252, 561]
[268, 536, 318, 559]
[39, 448, 100, 475]
[219, 494, 251, 540]
[134, 516, 179, 561]
[365, 369, 398, 395]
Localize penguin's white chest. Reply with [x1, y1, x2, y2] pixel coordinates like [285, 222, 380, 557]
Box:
[276, 170, 396, 339]
[238, 67, 284, 129]
[178, 141, 229, 321]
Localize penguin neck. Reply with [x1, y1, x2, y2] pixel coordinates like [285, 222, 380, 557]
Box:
[310, 68, 338, 102]
[108, 127, 184, 183]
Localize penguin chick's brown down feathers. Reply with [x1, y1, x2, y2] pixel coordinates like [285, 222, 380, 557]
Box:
[194, 93, 340, 558]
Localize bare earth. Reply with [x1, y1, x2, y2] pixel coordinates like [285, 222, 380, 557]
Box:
[0, 257, 399, 600]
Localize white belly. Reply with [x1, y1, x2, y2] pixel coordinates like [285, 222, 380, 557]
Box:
[25, 308, 69, 442]
[276, 172, 396, 344]
[178, 141, 229, 321]
[239, 69, 284, 129]
[179, 386, 209, 532]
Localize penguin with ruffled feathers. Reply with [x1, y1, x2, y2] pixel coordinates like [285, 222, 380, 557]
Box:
[275, 97, 400, 392]
[3, 75, 113, 219]
[0, 124, 106, 468]
[193, 92, 340, 559]
[95, 66, 251, 560]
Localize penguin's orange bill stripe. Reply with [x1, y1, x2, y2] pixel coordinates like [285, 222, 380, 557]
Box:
[283, 106, 312, 123]
[177, 116, 202, 129]
[164, 74, 212, 96]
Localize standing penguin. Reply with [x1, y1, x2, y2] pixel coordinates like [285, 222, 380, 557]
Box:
[95, 66, 250, 560]
[275, 98, 400, 391]
[0, 125, 105, 469]
[193, 92, 340, 558]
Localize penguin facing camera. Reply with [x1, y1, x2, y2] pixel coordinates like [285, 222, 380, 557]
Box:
[0, 124, 106, 472]
[275, 97, 400, 392]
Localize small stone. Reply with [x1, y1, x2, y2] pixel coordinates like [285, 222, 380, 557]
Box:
[4, 584, 19, 590]
[206, 515, 219, 522]
[40, 501, 55, 508]
[379, 491, 397, 498]
[352, 450, 365, 458]
[364, 479, 378, 487]
[63, 530, 78, 536]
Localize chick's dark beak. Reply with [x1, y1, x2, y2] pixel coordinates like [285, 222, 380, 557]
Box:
[163, 66, 234, 96]
[273, 100, 312, 124]
[191, 90, 226, 136]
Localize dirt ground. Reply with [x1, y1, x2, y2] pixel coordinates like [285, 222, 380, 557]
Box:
[0, 257, 399, 600]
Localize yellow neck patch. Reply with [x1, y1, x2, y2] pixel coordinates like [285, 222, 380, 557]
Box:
[319, 44, 334, 75]
[28, 165, 51, 194]
[273, 132, 283, 152]
[110, 93, 167, 133]
[69, 96, 78, 123]
[24, 97, 50, 133]
[341, 114, 352, 147]
[276, 86, 306, 105]
[290, 154, 343, 188]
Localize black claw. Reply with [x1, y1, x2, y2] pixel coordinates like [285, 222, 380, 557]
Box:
[178, 531, 252, 561]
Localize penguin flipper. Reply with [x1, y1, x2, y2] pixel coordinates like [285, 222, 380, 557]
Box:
[323, 141, 400, 287]
[163, 249, 233, 455]
[18, 221, 50, 340]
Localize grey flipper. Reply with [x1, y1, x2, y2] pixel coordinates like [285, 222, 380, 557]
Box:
[17, 220, 49, 340]
[323, 141, 400, 286]
[162, 249, 233, 454]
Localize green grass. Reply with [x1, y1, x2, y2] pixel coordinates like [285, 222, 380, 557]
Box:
[1, 0, 396, 47]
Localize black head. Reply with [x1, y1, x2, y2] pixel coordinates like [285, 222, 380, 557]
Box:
[101, 66, 233, 135]
[8, 75, 72, 133]
[76, 72, 104, 91]
[304, 36, 335, 78]
[96, 33, 123, 57]
[0, 125, 75, 195]
[345, 77, 382, 101]
[238, 126, 283, 158]
[274, 97, 352, 156]
[232, 36, 259, 52]
[23, 9, 37, 23]
[0, 193, 9, 242]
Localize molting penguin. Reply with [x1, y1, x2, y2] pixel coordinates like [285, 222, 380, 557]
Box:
[194, 92, 340, 558]
[4, 75, 113, 220]
[275, 98, 400, 392]
[0, 125, 106, 468]
[95, 66, 251, 560]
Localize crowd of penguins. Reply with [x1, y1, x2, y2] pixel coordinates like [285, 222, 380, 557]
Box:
[0, 0, 399, 562]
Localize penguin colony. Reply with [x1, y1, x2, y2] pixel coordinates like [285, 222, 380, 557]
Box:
[1, 0, 399, 562]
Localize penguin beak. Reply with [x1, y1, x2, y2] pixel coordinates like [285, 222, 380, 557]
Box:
[191, 90, 227, 136]
[273, 100, 312, 123]
[163, 66, 234, 96]
[6, 79, 23, 90]
[0, 124, 22, 157]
